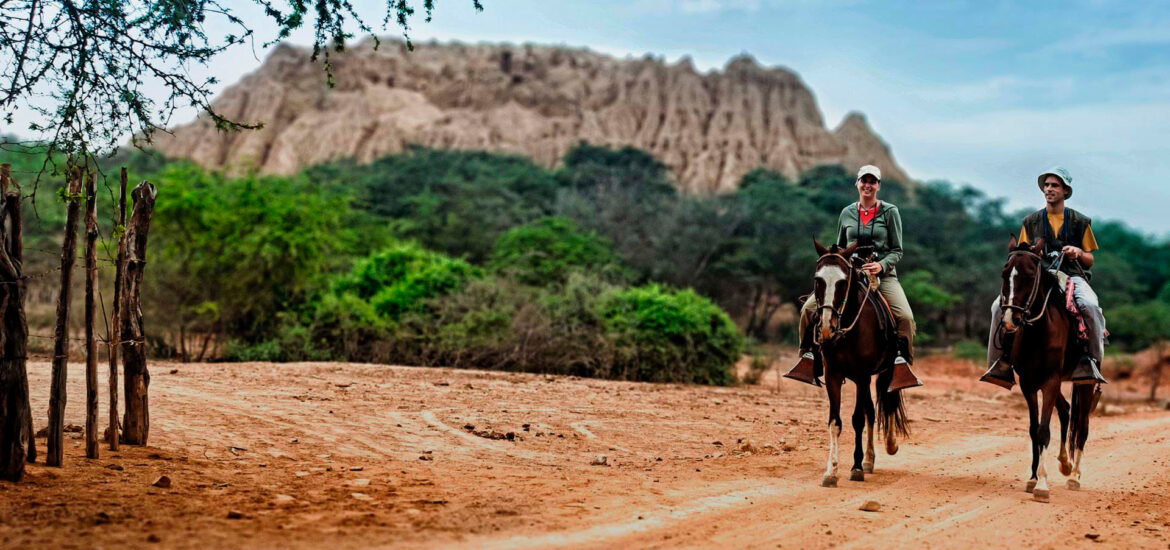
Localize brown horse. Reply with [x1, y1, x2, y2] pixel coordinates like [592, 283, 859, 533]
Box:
[811, 239, 909, 487]
[995, 236, 1100, 502]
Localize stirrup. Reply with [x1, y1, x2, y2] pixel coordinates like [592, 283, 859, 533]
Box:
[783, 352, 822, 387]
[979, 358, 1015, 390]
[888, 362, 923, 392]
[1066, 356, 1107, 385]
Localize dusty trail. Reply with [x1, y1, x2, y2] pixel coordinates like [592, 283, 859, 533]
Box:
[1, 358, 1168, 549]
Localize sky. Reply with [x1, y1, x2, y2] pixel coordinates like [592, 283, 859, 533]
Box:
[6, 0, 1169, 234]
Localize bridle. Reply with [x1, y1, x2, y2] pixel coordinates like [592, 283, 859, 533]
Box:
[814, 253, 874, 344]
[1000, 249, 1061, 327]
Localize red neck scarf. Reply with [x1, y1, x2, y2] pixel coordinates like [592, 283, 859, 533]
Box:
[859, 201, 881, 226]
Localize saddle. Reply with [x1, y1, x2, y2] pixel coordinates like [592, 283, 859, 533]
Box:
[850, 248, 898, 346]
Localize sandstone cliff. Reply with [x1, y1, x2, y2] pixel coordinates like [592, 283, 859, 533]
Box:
[155, 40, 911, 192]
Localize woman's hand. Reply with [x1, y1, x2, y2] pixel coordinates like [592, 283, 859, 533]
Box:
[862, 262, 883, 275]
[1061, 245, 1084, 259]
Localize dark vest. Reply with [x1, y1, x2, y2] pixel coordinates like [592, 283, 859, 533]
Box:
[1021, 207, 1092, 280]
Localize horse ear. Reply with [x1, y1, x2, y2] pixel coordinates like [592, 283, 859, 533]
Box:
[1008, 234, 1018, 251]
[841, 241, 858, 257]
[1031, 238, 1044, 254]
[814, 238, 828, 257]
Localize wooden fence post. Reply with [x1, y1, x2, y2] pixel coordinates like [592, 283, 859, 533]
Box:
[107, 168, 127, 451]
[120, 182, 156, 445]
[0, 164, 32, 481]
[84, 170, 99, 459]
[47, 166, 83, 467]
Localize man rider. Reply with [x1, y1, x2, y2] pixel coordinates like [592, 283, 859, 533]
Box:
[980, 166, 1109, 388]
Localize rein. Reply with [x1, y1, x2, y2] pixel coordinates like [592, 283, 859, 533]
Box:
[814, 254, 875, 344]
[1001, 250, 1062, 327]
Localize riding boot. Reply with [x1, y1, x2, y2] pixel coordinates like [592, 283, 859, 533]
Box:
[784, 348, 822, 387]
[1066, 354, 1107, 385]
[980, 332, 1016, 390]
[888, 337, 923, 392]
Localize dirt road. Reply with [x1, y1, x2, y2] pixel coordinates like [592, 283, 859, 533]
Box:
[2, 358, 1168, 549]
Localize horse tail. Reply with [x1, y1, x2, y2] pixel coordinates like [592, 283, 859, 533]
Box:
[877, 368, 910, 438]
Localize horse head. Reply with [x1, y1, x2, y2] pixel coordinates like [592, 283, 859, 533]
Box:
[1000, 235, 1045, 332]
[812, 238, 858, 341]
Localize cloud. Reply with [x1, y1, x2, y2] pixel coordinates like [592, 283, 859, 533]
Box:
[912, 76, 1078, 105]
[677, 0, 761, 13]
[1037, 19, 1170, 55]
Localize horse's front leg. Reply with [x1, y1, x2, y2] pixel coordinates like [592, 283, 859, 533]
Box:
[863, 381, 876, 474]
[1023, 385, 1040, 493]
[822, 374, 844, 487]
[1032, 378, 1060, 502]
[850, 379, 867, 482]
[1055, 392, 1072, 476]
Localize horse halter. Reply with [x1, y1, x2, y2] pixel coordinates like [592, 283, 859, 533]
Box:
[1000, 249, 1056, 327]
[814, 253, 871, 343]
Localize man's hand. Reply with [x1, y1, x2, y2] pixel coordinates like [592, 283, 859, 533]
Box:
[1061, 245, 1084, 259]
[862, 262, 883, 275]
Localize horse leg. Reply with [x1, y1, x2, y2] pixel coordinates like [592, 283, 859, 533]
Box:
[822, 375, 843, 487]
[1068, 384, 1096, 490]
[1023, 387, 1040, 493]
[1055, 391, 1072, 476]
[850, 378, 868, 481]
[863, 381, 876, 474]
[1032, 379, 1060, 502]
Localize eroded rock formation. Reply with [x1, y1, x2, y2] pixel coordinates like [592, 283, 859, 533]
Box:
[155, 40, 910, 192]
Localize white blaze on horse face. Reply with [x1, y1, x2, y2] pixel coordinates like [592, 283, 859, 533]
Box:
[1006, 267, 1015, 306]
[816, 264, 848, 334]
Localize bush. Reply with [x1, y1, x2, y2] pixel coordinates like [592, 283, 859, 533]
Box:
[332, 242, 482, 320]
[601, 285, 743, 385]
[490, 217, 622, 286]
[952, 339, 987, 362]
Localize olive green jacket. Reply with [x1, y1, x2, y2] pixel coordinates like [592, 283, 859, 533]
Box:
[835, 201, 905, 277]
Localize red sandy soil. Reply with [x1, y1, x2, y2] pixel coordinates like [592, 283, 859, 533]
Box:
[2, 356, 1169, 549]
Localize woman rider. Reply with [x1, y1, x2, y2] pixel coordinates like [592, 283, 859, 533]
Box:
[783, 165, 923, 391]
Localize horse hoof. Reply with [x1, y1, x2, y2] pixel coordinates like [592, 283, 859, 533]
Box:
[821, 476, 838, 488]
[1025, 479, 1037, 493]
[1059, 462, 1073, 476]
[1033, 488, 1050, 502]
[1067, 479, 1081, 491]
[863, 463, 874, 474]
[850, 469, 865, 482]
[886, 442, 899, 455]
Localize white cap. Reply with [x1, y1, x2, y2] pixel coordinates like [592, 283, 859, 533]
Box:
[857, 165, 881, 181]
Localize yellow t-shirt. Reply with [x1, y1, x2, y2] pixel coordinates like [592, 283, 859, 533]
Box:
[1018, 211, 1098, 252]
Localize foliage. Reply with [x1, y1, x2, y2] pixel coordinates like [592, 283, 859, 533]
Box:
[952, 339, 987, 362]
[601, 285, 744, 385]
[144, 160, 384, 342]
[489, 217, 622, 286]
[1107, 301, 1170, 351]
[332, 242, 482, 320]
[306, 148, 558, 262]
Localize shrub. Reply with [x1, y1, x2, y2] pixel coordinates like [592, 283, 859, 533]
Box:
[952, 339, 986, 362]
[332, 242, 481, 320]
[601, 285, 743, 385]
[489, 217, 622, 286]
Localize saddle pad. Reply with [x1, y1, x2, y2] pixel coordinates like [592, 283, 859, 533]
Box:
[868, 286, 897, 338]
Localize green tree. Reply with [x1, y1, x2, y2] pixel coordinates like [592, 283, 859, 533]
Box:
[490, 217, 622, 286]
[331, 242, 482, 321]
[307, 149, 558, 262]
